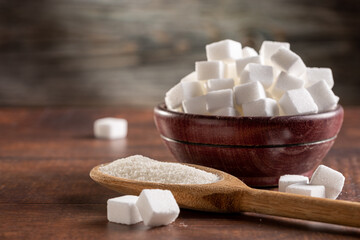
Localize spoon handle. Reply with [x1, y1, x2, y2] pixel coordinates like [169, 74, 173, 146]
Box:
[240, 189, 360, 227]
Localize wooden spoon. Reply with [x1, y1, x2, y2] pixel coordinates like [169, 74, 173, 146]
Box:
[90, 163, 360, 228]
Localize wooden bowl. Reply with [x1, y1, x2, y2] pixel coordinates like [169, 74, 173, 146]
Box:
[153, 103, 344, 187]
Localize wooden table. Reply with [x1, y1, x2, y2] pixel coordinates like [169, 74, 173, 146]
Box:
[0, 107, 359, 240]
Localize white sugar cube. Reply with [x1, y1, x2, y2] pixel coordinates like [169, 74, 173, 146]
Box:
[234, 81, 266, 105]
[206, 78, 234, 92]
[206, 89, 234, 112]
[242, 98, 279, 117]
[107, 195, 142, 225]
[196, 61, 224, 80]
[307, 80, 339, 112]
[279, 88, 318, 115]
[180, 71, 197, 82]
[272, 71, 305, 99]
[94, 118, 128, 139]
[310, 165, 345, 199]
[271, 47, 306, 77]
[225, 62, 238, 79]
[210, 107, 237, 117]
[242, 47, 258, 58]
[235, 56, 261, 76]
[305, 67, 334, 88]
[206, 39, 242, 61]
[182, 81, 204, 100]
[286, 183, 325, 198]
[259, 41, 290, 65]
[165, 83, 183, 109]
[182, 95, 208, 115]
[240, 63, 274, 89]
[136, 189, 180, 227]
[278, 175, 309, 192]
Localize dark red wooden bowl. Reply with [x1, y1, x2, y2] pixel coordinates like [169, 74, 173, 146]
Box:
[153, 103, 344, 187]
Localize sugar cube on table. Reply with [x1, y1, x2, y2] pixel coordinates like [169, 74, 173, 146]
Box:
[206, 39, 242, 61]
[165, 83, 183, 109]
[107, 195, 142, 225]
[180, 71, 197, 82]
[286, 183, 325, 198]
[94, 118, 128, 140]
[206, 78, 234, 92]
[182, 81, 205, 100]
[206, 89, 234, 112]
[242, 98, 279, 117]
[242, 47, 258, 58]
[182, 95, 208, 115]
[259, 41, 290, 66]
[196, 61, 224, 80]
[225, 62, 238, 79]
[235, 56, 261, 76]
[307, 80, 339, 112]
[279, 88, 318, 115]
[240, 63, 274, 89]
[136, 189, 180, 227]
[310, 165, 345, 199]
[305, 67, 334, 88]
[271, 47, 306, 77]
[278, 175, 309, 192]
[234, 81, 266, 105]
[210, 107, 238, 117]
[272, 71, 305, 99]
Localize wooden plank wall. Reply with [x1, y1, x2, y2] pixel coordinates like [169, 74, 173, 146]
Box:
[0, 0, 359, 106]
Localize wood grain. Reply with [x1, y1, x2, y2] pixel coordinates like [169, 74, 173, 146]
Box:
[0, 0, 359, 106]
[0, 107, 360, 239]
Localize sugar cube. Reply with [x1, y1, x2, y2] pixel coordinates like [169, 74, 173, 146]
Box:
[235, 56, 261, 76]
[310, 165, 345, 199]
[242, 98, 279, 117]
[259, 41, 290, 65]
[107, 195, 142, 225]
[307, 80, 339, 112]
[225, 62, 238, 79]
[279, 88, 318, 115]
[182, 95, 208, 115]
[271, 47, 306, 77]
[242, 47, 258, 58]
[305, 67, 334, 88]
[278, 175, 309, 192]
[286, 183, 325, 198]
[165, 83, 183, 109]
[182, 81, 205, 100]
[196, 61, 224, 80]
[136, 189, 180, 227]
[206, 39, 242, 61]
[210, 107, 238, 117]
[272, 71, 305, 99]
[180, 71, 197, 82]
[206, 78, 234, 92]
[206, 89, 234, 112]
[234, 81, 266, 105]
[240, 63, 274, 89]
[94, 118, 128, 139]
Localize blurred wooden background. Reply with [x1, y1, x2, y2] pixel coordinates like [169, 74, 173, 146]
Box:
[0, 0, 359, 107]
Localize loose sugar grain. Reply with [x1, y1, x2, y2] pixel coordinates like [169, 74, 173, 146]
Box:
[100, 155, 219, 184]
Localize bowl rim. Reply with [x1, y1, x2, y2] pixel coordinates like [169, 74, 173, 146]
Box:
[156, 103, 342, 120]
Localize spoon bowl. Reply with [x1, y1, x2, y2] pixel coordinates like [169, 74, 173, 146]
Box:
[90, 162, 360, 227]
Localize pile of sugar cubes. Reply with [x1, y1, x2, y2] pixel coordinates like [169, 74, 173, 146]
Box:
[279, 165, 345, 199]
[165, 39, 339, 116]
[107, 189, 180, 227]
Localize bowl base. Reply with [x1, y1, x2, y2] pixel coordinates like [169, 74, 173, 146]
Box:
[239, 168, 314, 188]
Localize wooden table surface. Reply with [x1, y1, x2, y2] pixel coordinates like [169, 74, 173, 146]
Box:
[0, 106, 359, 240]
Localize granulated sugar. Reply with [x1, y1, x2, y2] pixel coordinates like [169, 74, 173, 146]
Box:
[99, 155, 219, 184]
